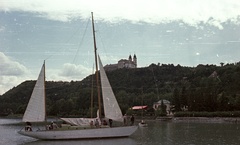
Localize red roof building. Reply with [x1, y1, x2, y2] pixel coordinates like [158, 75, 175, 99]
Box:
[131, 105, 148, 110]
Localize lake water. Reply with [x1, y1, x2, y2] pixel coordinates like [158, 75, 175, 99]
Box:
[1, 118, 240, 145]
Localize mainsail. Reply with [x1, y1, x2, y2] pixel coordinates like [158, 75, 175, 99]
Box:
[23, 63, 46, 122]
[98, 56, 123, 122]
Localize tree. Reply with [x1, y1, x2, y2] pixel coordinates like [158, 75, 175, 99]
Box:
[172, 88, 181, 111]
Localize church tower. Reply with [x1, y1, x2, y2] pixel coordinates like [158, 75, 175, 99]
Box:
[133, 54, 137, 67]
[128, 55, 132, 61]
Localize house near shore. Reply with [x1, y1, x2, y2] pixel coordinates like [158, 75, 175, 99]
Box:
[130, 105, 153, 116]
[153, 99, 172, 115]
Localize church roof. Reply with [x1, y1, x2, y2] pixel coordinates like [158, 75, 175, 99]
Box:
[129, 55, 132, 59]
[155, 99, 170, 104]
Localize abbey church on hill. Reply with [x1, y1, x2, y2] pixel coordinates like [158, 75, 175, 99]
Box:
[104, 54, 137, 71]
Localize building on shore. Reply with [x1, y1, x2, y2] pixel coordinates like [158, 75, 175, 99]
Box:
[153, 99, 172, 115]
[104, 54, 137, 71]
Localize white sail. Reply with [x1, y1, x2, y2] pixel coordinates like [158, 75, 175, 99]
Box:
[98, 56, 123, 122]
[23, 63, 46, 122]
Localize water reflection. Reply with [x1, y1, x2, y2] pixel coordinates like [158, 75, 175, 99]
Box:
[2, 118, 240, 145]
[21, 138, 136, 145]
[133, 120, 240, 145]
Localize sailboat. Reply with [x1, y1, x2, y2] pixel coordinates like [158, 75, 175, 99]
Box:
[18, 12, 138, 140]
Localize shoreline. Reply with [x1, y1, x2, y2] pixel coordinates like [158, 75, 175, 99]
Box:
[172, 117, 240, 123]
[2, 115, 240, 124]
[138, 116, 240, 123]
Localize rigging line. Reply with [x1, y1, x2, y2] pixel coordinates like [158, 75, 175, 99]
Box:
[47, 21, 84, 61]
[72, 18, 91, 64]
[98, 28, 107, 54]
[95, 23, 110, 63]
[66, 22, 84, 44]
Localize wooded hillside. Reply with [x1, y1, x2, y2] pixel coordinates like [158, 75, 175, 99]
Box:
[1, 62, 240, 117]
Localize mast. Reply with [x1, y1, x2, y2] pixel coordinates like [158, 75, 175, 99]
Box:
[91, 12, 102, 119]
[43, 60, 47, 122]
[141, 88, 143, 120]
[90, 64, 94, 118]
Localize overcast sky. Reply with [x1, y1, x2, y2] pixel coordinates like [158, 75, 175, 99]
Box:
[1, 0, 240, 95]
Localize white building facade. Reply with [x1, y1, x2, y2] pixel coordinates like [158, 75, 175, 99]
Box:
[104, 54, 137, 71]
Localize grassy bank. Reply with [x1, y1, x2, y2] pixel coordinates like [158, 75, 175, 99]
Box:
[174, 111, 240, 117]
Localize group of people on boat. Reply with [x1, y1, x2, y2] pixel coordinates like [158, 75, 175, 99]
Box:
[46, 121, 58, 130]
[90, 118, 113, 128]
[25, 121, 58, 131]
[24, 114, 135, 132]
[88, 114, 135, 129]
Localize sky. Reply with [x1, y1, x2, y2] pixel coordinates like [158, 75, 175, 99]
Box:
[1, 0, 240, 95]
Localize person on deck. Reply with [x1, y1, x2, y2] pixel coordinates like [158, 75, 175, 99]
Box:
[109, 119, 113, 127]
[50, 121, 58, 130]
[130, 115, 135, 126]
[95, 119, 100, 128]
[102, 120, 108, 125]
[90, 120, 94, 128]
[25, 122, 32, 131]
[123, 114, 128, 126]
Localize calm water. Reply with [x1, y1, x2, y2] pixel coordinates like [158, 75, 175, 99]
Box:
[1, 118, 240, 145]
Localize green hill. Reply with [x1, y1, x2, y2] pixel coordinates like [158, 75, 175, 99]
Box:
[1, 62, 240, 117]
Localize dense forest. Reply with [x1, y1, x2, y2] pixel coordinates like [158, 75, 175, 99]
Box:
[1, 62, 240, 117]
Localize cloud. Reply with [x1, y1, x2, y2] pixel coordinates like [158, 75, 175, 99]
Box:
[0, 52, 30, 95]
[58, 63, 92, 80]
[0, 52, 92, 94]
[0, 76, 19, 95]
[0, 52, 28, 76]
[1, 0, 240, 28]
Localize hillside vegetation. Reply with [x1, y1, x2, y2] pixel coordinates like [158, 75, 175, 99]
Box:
[1, 62, 240, 117]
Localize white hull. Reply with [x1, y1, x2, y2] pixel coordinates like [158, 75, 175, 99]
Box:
[18, 126, 138, 140]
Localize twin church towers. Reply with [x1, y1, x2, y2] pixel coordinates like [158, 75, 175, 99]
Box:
[104, 54, 137, 71]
